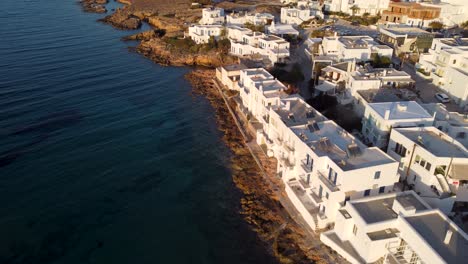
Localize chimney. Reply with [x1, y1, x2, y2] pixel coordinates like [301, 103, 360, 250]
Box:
[384, 109, 390, 120]
[382, 69, 387, 77]
[285, 101, 291, 111]
[334, 32, 338, 38]
[444, 230, 453, 245]
[259, 84, 263, 92]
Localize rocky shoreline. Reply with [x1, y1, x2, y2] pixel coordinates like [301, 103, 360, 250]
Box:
[77, 0, 334, 263]
[186, 70, 336, 264]
[80, 0, 108, 13]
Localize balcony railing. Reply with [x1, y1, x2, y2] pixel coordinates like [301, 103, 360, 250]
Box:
[301, 159, 313, 173]
[299, 178, 311, 189]
[318, 172, 340, 192]
[310, 190, 323, 204]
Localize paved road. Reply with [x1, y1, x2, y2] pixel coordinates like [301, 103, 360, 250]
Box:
[332, 19, 379, 38]
[401, 63, 465, 112]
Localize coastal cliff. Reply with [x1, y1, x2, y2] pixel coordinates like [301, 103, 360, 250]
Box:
[135, 37, 237, 67]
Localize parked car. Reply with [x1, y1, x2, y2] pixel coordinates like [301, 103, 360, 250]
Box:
[351, 21, 360, 26]
[435, 93, 451, 103]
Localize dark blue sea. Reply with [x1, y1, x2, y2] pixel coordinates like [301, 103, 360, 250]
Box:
[0, 0, 277, 263]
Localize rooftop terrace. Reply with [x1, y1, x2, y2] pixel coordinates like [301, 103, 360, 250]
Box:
[395, 127, 468, 158]
[352, 192, 428, 224]
[368, 101, 433, 120]
[380, 25, 431, 37]
[291, 120, 395, 170]
[273, 96, 326, 127]
[404, 211, 468, 264]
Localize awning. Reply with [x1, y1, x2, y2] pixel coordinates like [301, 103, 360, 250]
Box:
[450, 164, 468, 180]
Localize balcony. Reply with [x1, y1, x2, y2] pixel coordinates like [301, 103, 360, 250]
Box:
[284, 143, 295, 153]
[301, 159, 313, 173]
[310, 189, 323, 204]
[318, 172, 340, 192]
[299, 178, 311, 189]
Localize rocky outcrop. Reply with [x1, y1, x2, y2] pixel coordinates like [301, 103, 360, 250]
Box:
[99, 7, 142, 30]
[122, 29, 165, 41]
[146, 16, 184, 35]
[136, 38, 237, 67]
[80, 0, 108, 13]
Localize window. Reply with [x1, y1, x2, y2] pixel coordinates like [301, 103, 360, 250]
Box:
[325, 192, 329, 199]
[364, 189, 371, 196]
[379, 186, 385, 194]
[353, 225, 358, 235]
[420, 159, 426, 168]
[374, 171, 381, 179]
[414, 155, 421, 164]
[453, 60, 456, 64]
[425, 162, 432, 171]
[395, 143, 407, 157]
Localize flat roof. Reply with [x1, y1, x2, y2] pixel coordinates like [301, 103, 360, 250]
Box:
[421, 103, 468, 125]
[395, 127, 468, 158]
[358, 89, 406, 103]
[380, 25, 430, 37]
[440, 38, 468, 47]
[242, 68, 273, 81]
[367, 228, 399, 241]
[338, 36, 376, 49]
[273, 96, 326, 127]
[291, 120, 395, 170]
[405, 212, 468, 264]
[352, 192, 428, 224]
[368, 101, 433, 120]
[222, 64, 247, 72]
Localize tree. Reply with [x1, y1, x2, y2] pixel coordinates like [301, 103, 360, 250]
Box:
[350, 5, 360, 17]
[461, 20, 468, 29]
[371, 54, 392, 68]
[429, 21, 444, 31]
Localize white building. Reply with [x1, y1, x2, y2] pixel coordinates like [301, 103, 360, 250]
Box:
[418, 38, 468, 108]
[321, 34, 393, 62]
[226, 12, 274, 26]
[324, 0, 390, 16]
[230, 32, 290, 64]
[215, 64, 246, 91]
[280, 3, 323, 25]
[421, 1, 468, 27]
[315, 61, 356, 95]
[349, 67, 415, 96]
[321, 190, 468, 264]
[422, 103, 468, 148]
[387, 126, 468, 213]
[378, 25, 434, 54]
[199, 7, 225, 25]
[237, 68, 289, 121]
[280, 117, 399, 230]
[188, 24, 224, 44]
[265, 21, 299, 37]
[361, 101, 434, 148]
[229, 68, 400, 231]
[226, 25, 252, 42]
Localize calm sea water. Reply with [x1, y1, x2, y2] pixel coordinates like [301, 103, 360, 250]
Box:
[0, 0, 277, 263]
